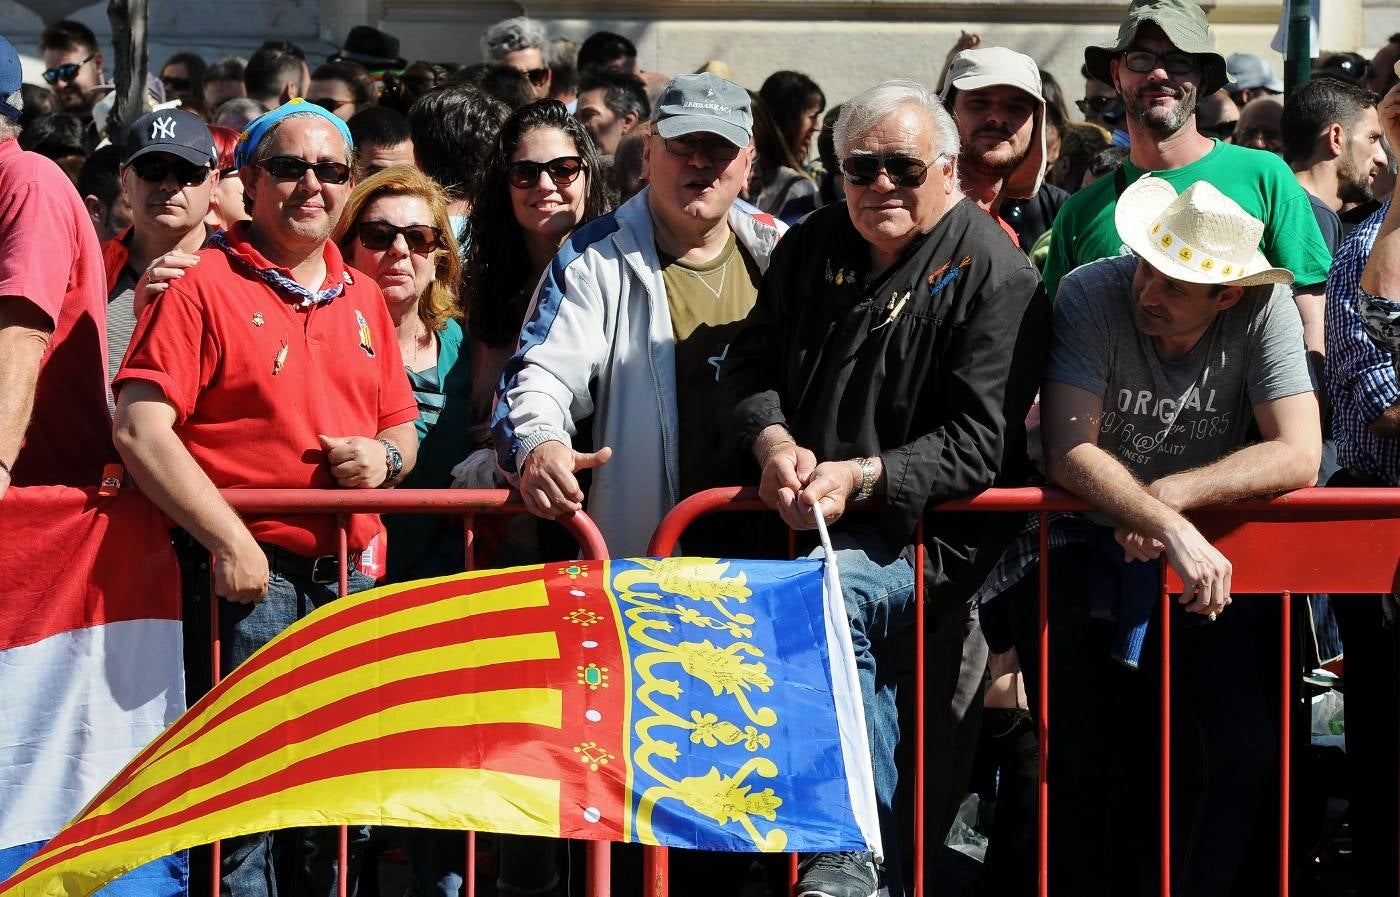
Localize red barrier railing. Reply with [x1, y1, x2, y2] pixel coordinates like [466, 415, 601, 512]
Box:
[644, 485, 1400, 897]
[215, 489, 610, 897]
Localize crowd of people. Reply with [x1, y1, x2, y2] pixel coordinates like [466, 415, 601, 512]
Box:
[2, 0, 1399, 895]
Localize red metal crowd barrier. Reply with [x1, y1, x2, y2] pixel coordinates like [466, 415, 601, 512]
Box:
[646, 485, 1400, 897]
[203, 485, 1399, 897]
[215, 489, 611, 897]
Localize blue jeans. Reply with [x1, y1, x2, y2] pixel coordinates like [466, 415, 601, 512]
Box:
[215, 567, 375, 897]
[808, 523, 916, 891]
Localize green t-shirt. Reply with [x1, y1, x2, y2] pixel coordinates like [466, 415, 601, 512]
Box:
[1042, 140, 1332, 298]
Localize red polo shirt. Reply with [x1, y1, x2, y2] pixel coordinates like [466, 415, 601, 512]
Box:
[114, 222, 417, 556]
[0, 139, 114, 487]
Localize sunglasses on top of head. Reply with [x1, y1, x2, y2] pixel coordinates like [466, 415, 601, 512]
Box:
[43, 51, 97, 85]
[130, 155, 213, 186]
[839, 153, 942, 188]
[355, 220, 444, 254]
[257, 155, 353, 184]
[507, 155, 586, 189]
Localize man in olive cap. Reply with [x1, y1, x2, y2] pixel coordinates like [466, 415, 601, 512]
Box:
[1042, 0, 1331, 362]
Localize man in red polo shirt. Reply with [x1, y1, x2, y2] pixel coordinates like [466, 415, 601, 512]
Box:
[0, 34, 112, 501]
[113, 99, 417, 897]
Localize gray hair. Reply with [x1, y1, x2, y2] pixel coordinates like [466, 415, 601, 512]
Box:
[481, 17, 548, 61]
[834, 78, 960, 170]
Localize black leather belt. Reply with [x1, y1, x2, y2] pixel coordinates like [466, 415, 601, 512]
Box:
[257, 541, 360, 585]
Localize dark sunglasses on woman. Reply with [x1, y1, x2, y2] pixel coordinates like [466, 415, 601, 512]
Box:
[130, 155, 213, 187]
[507, 155, 586, 190]
[355, 220, 444, 254]
[258, 156, 353, 185]
[522, 67, 549, 87]
[840, 154, 938, 188]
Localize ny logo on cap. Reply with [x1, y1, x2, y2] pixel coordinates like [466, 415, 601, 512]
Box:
[151, 116, 176, 140]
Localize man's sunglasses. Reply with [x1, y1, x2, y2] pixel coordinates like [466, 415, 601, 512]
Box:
[508, 155, 586, 189]
[840, 153, 940, 188]
[43, 51, 97, 85]
[1076, 95, 1121, 114]
[1199, 120, 1237, 141]
[130, 155, 213, 186]
[1122, 49, 1197, 76]
[522, 67, 549, 87]
[161, 75, 191, 92]
[355, 220, 443, 254]
[661, 135, 743, 163]
[309, 96, 354, 112]
[258, 155, 353, 184]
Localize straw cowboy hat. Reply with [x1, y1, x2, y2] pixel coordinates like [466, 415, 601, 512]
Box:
[1115, 177, 1294, 287]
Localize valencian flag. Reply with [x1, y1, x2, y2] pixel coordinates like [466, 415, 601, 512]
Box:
[0, 487, 186, 896]
[1, 554, 881, 897]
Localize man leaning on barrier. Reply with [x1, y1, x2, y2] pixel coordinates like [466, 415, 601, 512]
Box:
[990, 177, 1320, 896]
[720, 79, 1050, 897]
[112, 100, 418, 897]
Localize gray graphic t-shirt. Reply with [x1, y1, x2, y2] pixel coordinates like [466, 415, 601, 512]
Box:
[1047, 255, 1313, 484]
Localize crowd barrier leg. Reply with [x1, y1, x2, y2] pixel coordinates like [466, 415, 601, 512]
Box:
[1035, 513, 1049, 897]
[463, 517, 478, 897]
[1279, 591, 1292, 897]
[1159, 576, 1171, 897]
[338, 514, 351, 897]
[912, 523, 926, 897]
[210, 567, 223, 897]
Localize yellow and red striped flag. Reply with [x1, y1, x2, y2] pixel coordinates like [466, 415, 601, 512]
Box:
[0, 557, 880, 897]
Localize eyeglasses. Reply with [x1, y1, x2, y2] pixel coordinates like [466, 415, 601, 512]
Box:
[1076, 95, 1121, 114]
[257, 155, 353, 184]
[219, 166, 240, 178]
[129, 155, 213, 186]
[522, 67, 549, 87]
[355, 220, 444, 254]
[840, 153, 941, 188]
[1122, 49, 1198, 75]
[507, 155, 586, 189]
[1199, 120, 1237, 141]
[309, 96, 354, 112]
[661, 135, 743, 163]
[161, 75, 191, 92]
[43, 51, 97, 85]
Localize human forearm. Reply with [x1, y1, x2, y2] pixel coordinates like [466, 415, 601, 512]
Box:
[1372, 399, 1400, 437]
[0, 327, 46, 468]
[1051, 442, 1184, 541]
[1295, 287, 1326, 357]
[1360, 196, 1400, 299]
[1148, 440, 1319, 511]
[751, 424, 796, 466]
[378, 421, 419, 483]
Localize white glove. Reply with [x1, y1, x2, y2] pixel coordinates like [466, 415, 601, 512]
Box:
[450, 447, 506, 489]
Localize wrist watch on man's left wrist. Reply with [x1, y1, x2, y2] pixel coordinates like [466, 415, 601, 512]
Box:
[380, 439, 404, 487]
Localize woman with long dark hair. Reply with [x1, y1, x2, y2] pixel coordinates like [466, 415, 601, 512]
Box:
[749, 74, 824, 223]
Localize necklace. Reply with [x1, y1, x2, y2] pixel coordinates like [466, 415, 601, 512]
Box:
[401, 325, 435, 371]
[674, 253, 730, 300]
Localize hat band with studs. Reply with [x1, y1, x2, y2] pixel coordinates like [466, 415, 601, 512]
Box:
[1147, 221, 1249, 279]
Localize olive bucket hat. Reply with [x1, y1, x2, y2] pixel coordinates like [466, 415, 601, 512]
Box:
[1085, 0, 1229, 95]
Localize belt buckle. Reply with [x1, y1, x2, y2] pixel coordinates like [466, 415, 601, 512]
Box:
[310, 554, 340, 585]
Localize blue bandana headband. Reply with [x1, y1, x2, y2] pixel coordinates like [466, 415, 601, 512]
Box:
[234, 98, 355, 168]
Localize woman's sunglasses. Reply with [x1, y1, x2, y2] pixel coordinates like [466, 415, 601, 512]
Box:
[355, 220, 444, 254]
[839, 154, 938, 188]
[507, 155, 586, 190]
[523, 67, 549, 87]
[258, 156, 353, 185]
[130, 155, 213, 186]
[43, 52, 96, 85]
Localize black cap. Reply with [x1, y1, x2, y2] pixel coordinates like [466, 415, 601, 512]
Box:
[123, 109, 217, 167]
[330, 26, 406, 71]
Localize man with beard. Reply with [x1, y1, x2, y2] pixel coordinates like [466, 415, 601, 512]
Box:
[1285, 76, 1387, 253]
[38, 21, 105, 135]
[941, 46, 1048, 246]
[1042, 0, 1331, 358]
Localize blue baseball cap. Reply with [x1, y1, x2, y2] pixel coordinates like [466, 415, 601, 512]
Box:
[0, 35, 23, 122]
[234, 97, 355, 168]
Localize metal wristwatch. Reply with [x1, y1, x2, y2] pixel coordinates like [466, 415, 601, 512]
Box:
[380, 439, 404, 487]
[851, 456, 878, 502]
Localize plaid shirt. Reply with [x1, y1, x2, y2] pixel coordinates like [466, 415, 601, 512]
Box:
[1324, 201, 1400, 486]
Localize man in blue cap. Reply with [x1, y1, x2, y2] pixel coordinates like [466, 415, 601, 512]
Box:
[113, 99, 418, 897]
[0, 33, 113, 502]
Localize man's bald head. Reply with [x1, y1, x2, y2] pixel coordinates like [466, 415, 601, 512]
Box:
[1235, 95, 1283, 155]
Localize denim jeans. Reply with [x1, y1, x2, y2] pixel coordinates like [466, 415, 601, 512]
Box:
[808, 522, 917, 892]
[402, 829, 559, 897]
[213, 566, 376, 897]
[1007, 543, 1275, 897]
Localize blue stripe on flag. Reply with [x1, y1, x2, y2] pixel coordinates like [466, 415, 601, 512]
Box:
[0, 842, 187, 895]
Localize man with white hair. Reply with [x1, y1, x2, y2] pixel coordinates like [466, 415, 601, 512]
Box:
[941, 46, 1046, 245]
[1003, 176, 1319, 894]
[481, 16, 553, 99]
[722, 79, 1049, 897]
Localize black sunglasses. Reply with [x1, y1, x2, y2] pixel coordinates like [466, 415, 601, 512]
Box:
[661, 135, 743, 163]
[507, 155, 586, 189]
[355, 220, 443, 254]
[43, 51, 96, 86]
[1199, 120, 1237, 141]
[1123, 49, 1197, 76]
[523, 67, 549, 87]
[309, 96, 354, 112]
[840, 154, 938, 188]
[258, 155, 353, 184]
[161, 75, 191, 92]
[1076, 95, 1121, 114]
[130, 155, 212, 186]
